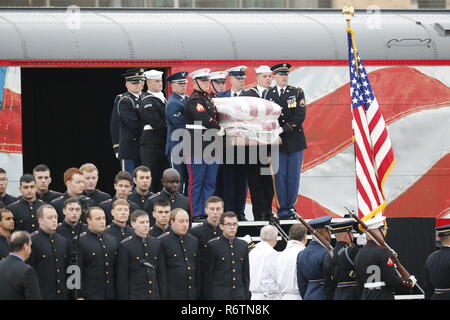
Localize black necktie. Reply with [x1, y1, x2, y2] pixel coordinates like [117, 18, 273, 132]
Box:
[280, 88, 284, 96]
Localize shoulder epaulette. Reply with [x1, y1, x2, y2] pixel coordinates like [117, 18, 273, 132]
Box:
[51, 195, 64, 203]
[149, 192, 161, 200]
[157, 232, 170, 239]
[30, 230, 39, 237]
[37, 199, 44, 203]
[208, 237, 221, 243]
[121, 236, 133, 243]
[105, 225, 111, 230]
[191, 223, 203, 229]
[75, 231, 87, 240]
[58, 222, 62, 227]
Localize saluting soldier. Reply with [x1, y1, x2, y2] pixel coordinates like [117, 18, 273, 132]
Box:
[7, 174, 44, 233]
[0, 208, 14, 260]
[149, 199, 171, 238]
[0, 168, 18, 206]
[128, 166, 153, 210]
[116, 210, 162, 300]
[56, 197, 87, 243]
[157, 208, 199, 300]
[424, 224, 450, 300]
[297, 216, 332, 300]
[103, 199, 133, 246]
[264, 63, 307, 220]
[323, 219, 360, 300]
[32, 164, 63, 203]
[204, 211, 250, 300]
[80, 163, 111, 206]
[27, 205, 70, 300]
[354, 215, 416, 300]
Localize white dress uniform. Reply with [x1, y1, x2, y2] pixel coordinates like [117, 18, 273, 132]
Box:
[249, 241, 280, 300]
[276, 240, 306, 300]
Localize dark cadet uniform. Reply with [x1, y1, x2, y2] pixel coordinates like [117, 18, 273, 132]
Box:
[103, 222, 133, 247]
[128, 189, 153, 210]
[143, 188, 190, 225]
[0, 234, 9, 260]
[36, 190, 63, 204]
[116, 232, 162, 300]
[7, 198, 44, 233]
[424, 224, 450, 300]
[110, 93, 121, 159]
[157, 230, 199, 300]
[51, 192, 93, 223]
[83, 189, 111, 206]
[98, 196, 139, 226]
[297, 216, 332, 300]
[149, 224, 171, 238]
[75, 230, 118, 300]
[190, 221, 223, 299]
[27, 229, 70, 300]
[204, 235, 250, 300]
[56, 221, 88, 244]
[0, 193, 18, 206]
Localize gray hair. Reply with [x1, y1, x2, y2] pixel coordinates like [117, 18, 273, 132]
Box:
[260, 225, 278, 242]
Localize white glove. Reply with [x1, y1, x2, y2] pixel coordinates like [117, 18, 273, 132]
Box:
[217, 127, 225, 136]
[356, 233, 367, 246]
[115, 153, 119, 159]
[277, 127, 283, 135]
[408, 275, 417, 287]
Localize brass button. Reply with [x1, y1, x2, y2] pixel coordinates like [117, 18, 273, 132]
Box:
[107, 280, 109, 284]
[92, 253, 95, 256]
[189, 286, 192, 289]
[185, 258, 188, 261]
[57, 290, 61, 294]
[233, 277, 236, 281]
[173, 254, 177, 257]
[230, 245, 233, 248]
[222, 257, 225, 261]
[233, 269, 236, 273]
[136, 257, 140, 260]
[149, 290, 152, 294]
[148, 281, 152, 284]
[189, 276, 192, 280]
[104, 253, 108, 257]
[233, 286, 236, 289]
[31, 215, 35, 218]
[187, 267, 191, 270]
[145, 253, 149, 256]
[57, 269, 60, 273]
[42, 254, 46, 258]
[232, 261, 235, 264]
[32, 224, 35, 227]
[106, 263, 109, 266]
[106, 272, 109, 275]
[231, 253, 234, 256]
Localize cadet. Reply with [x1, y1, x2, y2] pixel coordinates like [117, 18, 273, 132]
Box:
[128, 166, 153, 210]
[80, 163, 111, 206]
[27, 205, 69, 300]
[323, 219, 360, 300]
[140, 69, 170, 193]
[33, 164, 63, 203]
[297, 216, 332, 300]
[264, 63, 307, 220]
[165, 71, 189, 195]
[240, 65, 274, 221]
[0, 168, 18, 206]
[149, 199, 171, 238]
[190, 196, 224, 299]
[354, 215, 416, 300]
[7, 174, 44, 233]
[116, 68, 145, 174]
[204, 211, 250, 300]
[424, 224, 450, 300]
[184, 68, 223, 221]
[56, 197, 87, 243]
[157, 208, 198, 300]
[0, 208, 14, 260]
[103, 199, 133, 246]
[116, 210, 162, 300]
[209, 71, 228, 96]
[73, 207, 118, 300]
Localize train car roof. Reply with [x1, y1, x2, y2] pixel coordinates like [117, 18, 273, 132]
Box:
[0, 8, 449, 61]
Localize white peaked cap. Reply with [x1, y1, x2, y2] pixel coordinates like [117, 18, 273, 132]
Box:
[365, 215, 386, 230]
[144, 69, 163, 80]
[225, 65, 248, 73]
[255, 65, 272, 74]
[209, 71, 228, 81]
[188, 68, 211, 79]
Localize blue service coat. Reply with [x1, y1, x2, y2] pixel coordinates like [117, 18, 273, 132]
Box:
[165, 92, 187, 159]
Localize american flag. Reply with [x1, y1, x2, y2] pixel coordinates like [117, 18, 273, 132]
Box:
[347, 30, 395, 220]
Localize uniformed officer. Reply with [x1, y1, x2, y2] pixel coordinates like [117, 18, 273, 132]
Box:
[32, 164, 63, 203]
[190, 196, 224, 299]
[323, 219, 360, 300]
[0, 168, 18, 206]
[264, 63, 307, 220]
[165, 71, 189, 195]
[143, 168, 190, 226]
[116, 210, 162, 300]
[220, 66, 247, 97]
[149, 199, 171, 238]
[116, 68, 145, 175]
[140, 69, 170, 193]
[7, 174, 44, 233]
[204, 211, 250, 300]
[297, 216, 332, 300]
[209, 71, 228, 96]
[128, 165, 154, 209]
[157, 208, 199, 299]
[0, 208, 14, 260]
[73, 207, 118, 300]
[103, 199, 133, 246]
[354, 215, 416, 300]
[240, 65, 274, 221]
[424, 224, 450, 300]
[27, 205, 70, 300]
[79, 163, 111, 206]
[56, 197, 87, 243]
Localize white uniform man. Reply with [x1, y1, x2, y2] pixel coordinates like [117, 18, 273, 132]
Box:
[276, 223, 308, 300]
[249, 225, 279, 300]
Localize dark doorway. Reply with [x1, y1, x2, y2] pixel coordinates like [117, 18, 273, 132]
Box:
[21, 67, 167, 196]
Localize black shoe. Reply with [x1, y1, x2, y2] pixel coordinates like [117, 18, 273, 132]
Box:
[192, 215, 206, 223]
[278, 213, 296, 220]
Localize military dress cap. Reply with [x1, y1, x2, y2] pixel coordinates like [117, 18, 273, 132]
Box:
[144, 69, 163, 80]
[309, 216, 332, 229]
[209, 71, 228, 82]
[330, 219, 355, 233]
[271, 63, 292, 74]
[188, 68, 211, 80]
[255, 65, 272, 74]
[365, 215, 387, 230]
[225, 66, 247, 79]
[122, 68, 146, 83]
[436, 224, 450, 237]
[166, 71, 188, 83]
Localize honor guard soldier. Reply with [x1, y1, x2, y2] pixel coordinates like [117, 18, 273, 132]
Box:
[297, 216, 332, 300]
[0, 168, 18, 206]
[73, 207, 118, 300]
[264, 63, 307, 220]
[27, 205, 70, 300]
[7, 174, 44, 233]
[165, 71, 189, 195]
[149, 199, 171, 238]
[184, 69, 223, 221]
[240, 65, 274, 221]
[424, 224, 450, 300]
[128, 166, 154, 209]
[56, 197, 87, 243]
[103, 199, 133, 246]
[117, 68, 145, 175]
[323, 219, 360, 300]
[116, 210, 162, 300]
[209, 71, 228, 96]
[140, 69, 170, 193]
[0, 208, 14, 260]
[354, 215, 416, 300]
[80, 163, 111, 206]
[33, 164, 63, 203]
[110, 92, 121, 163]
[204, 211, 250, 300]
[220, 66, 247, 97]
[157, 208, 199, 300]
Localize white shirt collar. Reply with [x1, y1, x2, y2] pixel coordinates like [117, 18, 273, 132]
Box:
[148, 90, 166, 103]
[256, 86, 268, 96]
[277, 85, 287, 96]
[129, 91, 141, 98]
[231, 89, 242, 97]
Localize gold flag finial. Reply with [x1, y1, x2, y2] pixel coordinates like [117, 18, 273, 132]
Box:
[342, 3, 355, 29]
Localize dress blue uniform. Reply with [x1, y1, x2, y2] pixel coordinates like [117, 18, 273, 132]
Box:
[297, 216, 332, 300]
[110, 94, 121, 162]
